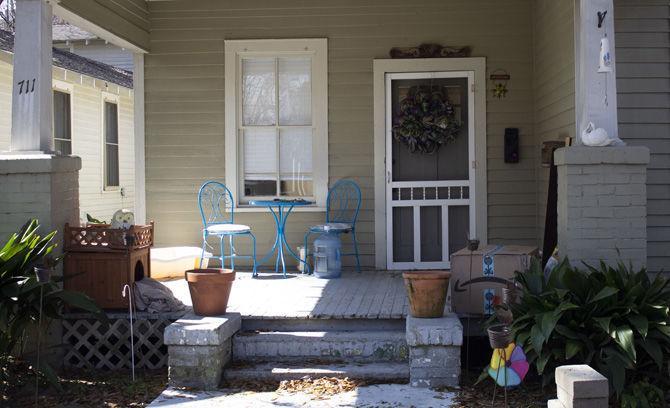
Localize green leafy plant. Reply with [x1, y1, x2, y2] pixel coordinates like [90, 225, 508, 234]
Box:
[511, 258, 670, 401]
[621, 380, 665, 408]
[0, 219, 104, 387]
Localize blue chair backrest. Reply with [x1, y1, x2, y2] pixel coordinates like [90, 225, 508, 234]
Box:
[326, 179, 362, 225]
[198, 181, 235, 227]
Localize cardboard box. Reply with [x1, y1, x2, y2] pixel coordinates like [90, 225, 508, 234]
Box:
[451, 245, 537, 316]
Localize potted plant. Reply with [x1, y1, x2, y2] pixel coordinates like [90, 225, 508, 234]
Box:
[185, 268, 235, 316]
[402, 270, 451, 318]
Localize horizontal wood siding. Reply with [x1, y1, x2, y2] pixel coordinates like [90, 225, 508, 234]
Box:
[55, 42, 134, 71]
[0, 58, 135, 224]
[615, 0, 670, 274]
[532, 0, 576, 248]
[145, 0, 537, 268]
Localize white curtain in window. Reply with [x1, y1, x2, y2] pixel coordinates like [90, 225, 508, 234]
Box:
[242, 58, 276, 126]
[280, 128, 312, 180]
[244, 128, 277, 180]
[278, 57, 311, 126]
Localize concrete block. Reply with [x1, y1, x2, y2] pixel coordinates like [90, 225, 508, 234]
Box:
[406, 314, 463, 346]
[557, 385, 608, 408]
[165, 313, 241, 390]
[555, 365, 608, 399]
[554, 146, 650, 166]
[164, 312, 241, 346]
[549, 399, 566, 408]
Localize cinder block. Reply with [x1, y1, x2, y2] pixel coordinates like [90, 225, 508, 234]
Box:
[557, 385, 608, 408]
[549, 399, 566, 408]
[555, 365, 608, 399]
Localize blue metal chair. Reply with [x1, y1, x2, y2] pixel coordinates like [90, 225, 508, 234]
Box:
[303, 179, 362, 273]
[198, 181, 257, 274]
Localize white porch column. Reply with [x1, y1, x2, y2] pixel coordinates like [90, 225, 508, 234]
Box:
[574, 0, 619, 143]
[133, 53, 147, 223]
[10, 0, 53, 153]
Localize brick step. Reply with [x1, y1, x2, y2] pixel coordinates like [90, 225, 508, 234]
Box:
[232, 330, 408, 363]
[223, 361, 409, 383]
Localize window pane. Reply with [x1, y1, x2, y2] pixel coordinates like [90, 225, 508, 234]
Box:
[242, 58, 276, 126]
[106, 144, 119, 187]
[244, 128, 277, 197]
[278, 57, 311, 125]
[55, 140, 72, 155]
[53, 91, 71, 142]
[244, 128, 277, 174]
[105, 102, 118, 144]
[280, 128, 312, 196]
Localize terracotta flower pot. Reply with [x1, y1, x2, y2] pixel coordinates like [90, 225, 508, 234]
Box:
[403, 270, 451, 318]
[185, 268, 235, 316]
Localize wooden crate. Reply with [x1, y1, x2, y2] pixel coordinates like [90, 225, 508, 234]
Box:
[64, 223, 154, 310]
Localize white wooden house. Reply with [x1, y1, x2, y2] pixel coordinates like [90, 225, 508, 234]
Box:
[0, 0, 667, 275]
[0, 29, 135, 229]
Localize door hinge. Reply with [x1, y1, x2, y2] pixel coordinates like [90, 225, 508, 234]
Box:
[472, 160, 477, 169]
[471, 83, 476, 93]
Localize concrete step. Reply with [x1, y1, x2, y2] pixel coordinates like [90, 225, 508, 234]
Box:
[224, 361, 409, 383]
[232, 330, 408, 363]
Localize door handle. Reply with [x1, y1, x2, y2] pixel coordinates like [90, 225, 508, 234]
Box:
[387, 170, 391, 184]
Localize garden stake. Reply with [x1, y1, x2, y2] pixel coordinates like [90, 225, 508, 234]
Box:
[122, 284, 136, 381]
[34, 282, 43, 407]
[491, 348, 508, 408]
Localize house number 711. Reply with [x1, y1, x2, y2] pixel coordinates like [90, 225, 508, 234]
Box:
[17, 79, 36, 95]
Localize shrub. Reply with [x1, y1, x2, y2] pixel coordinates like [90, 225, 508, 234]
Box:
[0, 220, 104, 386]
[511, 258, 670, 400]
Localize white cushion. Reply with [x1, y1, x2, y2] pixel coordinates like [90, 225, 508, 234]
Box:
[206, 224, 251, 234]
[310, 222, 353, 233]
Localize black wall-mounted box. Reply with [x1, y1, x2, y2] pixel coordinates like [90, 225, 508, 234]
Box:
[504, 128, 519, 163]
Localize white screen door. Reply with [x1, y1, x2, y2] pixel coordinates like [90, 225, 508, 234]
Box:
[385, 71, 476, 270]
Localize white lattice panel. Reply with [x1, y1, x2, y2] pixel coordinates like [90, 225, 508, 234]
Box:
[62, 312, 185, 370]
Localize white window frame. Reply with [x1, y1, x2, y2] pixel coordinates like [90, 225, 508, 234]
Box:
[101, 92, 120, 191]
[52, 80, 74, 155]
[224, 39, 329, 210]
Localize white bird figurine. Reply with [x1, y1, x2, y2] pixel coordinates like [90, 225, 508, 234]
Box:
[581, 122, 613, 146]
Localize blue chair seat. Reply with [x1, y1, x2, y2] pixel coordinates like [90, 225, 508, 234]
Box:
[309, 222, 353, 233]
[206, 223, 251, 234]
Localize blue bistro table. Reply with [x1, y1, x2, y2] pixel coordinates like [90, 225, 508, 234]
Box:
[249, 199, 313, 277]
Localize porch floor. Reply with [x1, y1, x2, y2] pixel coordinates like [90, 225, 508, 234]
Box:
[162, 270, 409, 320]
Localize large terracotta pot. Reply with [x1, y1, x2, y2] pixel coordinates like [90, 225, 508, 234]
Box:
[402, 270, 451, 318]
[185, 268, 235, 316]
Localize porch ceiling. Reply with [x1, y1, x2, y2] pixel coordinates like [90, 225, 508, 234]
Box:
[53, 0, 150, 53]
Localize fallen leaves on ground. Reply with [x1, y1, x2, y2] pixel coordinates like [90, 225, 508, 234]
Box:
[277, 376, 361, 399]
[2, 357, 167, 408]
[449, 370, 553, 408]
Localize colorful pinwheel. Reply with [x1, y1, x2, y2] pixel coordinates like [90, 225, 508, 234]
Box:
[487, 342, 529, 388]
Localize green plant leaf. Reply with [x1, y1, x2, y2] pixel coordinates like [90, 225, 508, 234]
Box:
[530, 324, 544, 354]
[638, 338, 663, 370]
[594, 316, 612, 334]
[590, 286, 619, 303]
[627, 314, 648, 338]
[565, 340, 582, 360]
[540, 311, 560, 340]
[614, 326, 636, 363]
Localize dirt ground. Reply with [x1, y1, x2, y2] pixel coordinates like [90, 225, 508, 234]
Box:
[2, 357, 552, 408]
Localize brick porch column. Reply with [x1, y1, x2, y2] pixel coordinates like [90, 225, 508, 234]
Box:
[555, 146, 650, 269]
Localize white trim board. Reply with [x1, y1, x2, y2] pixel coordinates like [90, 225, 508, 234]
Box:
[372, 58, 488, 270]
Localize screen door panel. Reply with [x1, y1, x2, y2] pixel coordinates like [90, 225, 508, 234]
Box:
[386, 72, 475, 270]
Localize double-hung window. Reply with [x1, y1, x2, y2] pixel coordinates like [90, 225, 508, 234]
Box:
[103, 98, 120, 189]
[53, 90, 72, 155]
[225, 39, 328, 207]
